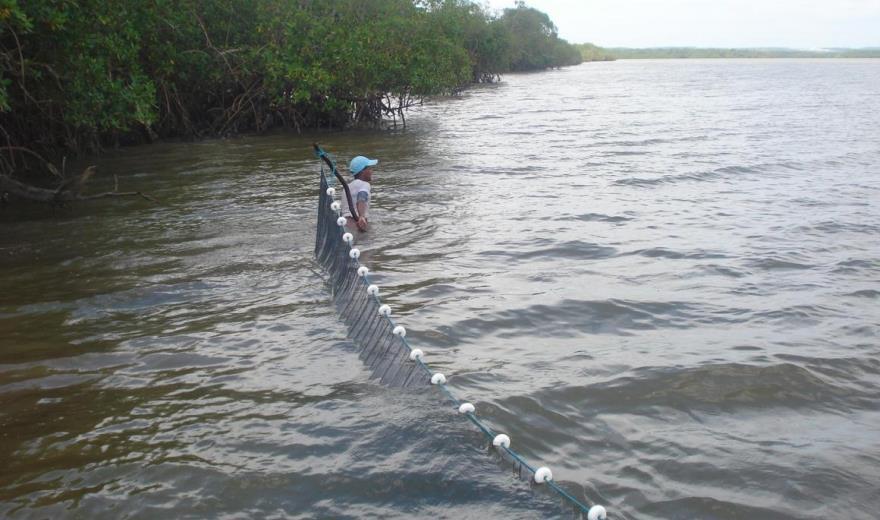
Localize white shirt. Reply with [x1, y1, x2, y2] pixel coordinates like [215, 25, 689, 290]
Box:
[340, 179, 371, 218]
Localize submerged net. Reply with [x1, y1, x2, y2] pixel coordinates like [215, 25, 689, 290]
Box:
[315, 172, 431, 388]
[314, 158, 606, 518]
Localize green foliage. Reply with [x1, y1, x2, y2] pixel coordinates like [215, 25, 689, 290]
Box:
[1, 0, 161, 152]
[0, 0, 582, 171]
[574, 43, 617, 62]
[499, 2, 578, 71]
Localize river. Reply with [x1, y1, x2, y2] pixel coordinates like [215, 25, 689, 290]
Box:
[2, 59, 879, 519]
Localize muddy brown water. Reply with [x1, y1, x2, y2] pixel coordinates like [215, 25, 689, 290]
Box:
[2, 59, 879, 519]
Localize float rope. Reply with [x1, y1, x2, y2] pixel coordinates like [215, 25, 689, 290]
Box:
[314, 167, 608, 520]
[314, 143, 359, 221]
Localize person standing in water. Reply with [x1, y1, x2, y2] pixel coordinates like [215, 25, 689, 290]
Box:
[342, 155, 378, 232]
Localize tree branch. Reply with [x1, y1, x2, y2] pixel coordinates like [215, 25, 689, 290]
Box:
[0, 146, 62, 177]
[0, 168, 158, 204]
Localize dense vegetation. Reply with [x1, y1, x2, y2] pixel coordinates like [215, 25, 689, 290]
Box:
[0, 0, 580, 196]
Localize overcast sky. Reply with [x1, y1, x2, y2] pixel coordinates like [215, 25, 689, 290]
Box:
[484, 0, 880, 48]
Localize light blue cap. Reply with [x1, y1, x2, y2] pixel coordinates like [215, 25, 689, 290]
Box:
[349, 156, 378, 176]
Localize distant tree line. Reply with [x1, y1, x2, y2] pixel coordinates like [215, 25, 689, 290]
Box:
[573, 43, 617, 62]
[0, 0, 580, 196]
[578, 45, 880, 61]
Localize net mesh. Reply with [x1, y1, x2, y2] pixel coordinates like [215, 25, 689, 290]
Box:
[313, 163, 602, 518]
[315, 172, 430, 388]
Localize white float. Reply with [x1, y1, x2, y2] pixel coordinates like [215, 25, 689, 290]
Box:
[492, 434, 511, 448]
[534, 467, 553, 484]
[587, 505, 607, 520]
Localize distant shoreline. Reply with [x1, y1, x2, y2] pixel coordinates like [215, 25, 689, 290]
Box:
[576, 44, 880, 61]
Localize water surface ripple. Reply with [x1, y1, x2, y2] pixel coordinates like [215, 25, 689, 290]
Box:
[2, 59, 879, 519]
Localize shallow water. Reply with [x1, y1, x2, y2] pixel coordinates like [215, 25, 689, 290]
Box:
[2, 59, 879, 519]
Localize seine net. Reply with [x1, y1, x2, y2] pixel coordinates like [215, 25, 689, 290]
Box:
[313, 162, 604, 518]
[315, 172, 430, 388]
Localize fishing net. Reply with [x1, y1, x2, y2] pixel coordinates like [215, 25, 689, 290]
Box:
[315, 172, 431, 388]
[313, 155, 606, 519]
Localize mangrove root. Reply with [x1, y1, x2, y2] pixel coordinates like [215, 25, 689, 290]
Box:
[0, 167, 158, 205]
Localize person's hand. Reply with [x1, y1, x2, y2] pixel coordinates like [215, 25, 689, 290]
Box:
[357, 216, 368, 231]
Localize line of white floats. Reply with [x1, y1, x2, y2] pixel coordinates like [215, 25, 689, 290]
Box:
[325, 185, 607, 520]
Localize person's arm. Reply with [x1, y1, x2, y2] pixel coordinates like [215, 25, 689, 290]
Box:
[355, 191, 369, 231]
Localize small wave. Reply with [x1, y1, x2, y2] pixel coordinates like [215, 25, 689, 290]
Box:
[570, 213, 633, 223]
[627, 247, 729, 260]
[603, 150, 649, 157]
[612, 161, 798, 188]
[714, 165, 755, 175]
[745, 256, 814, 270]
[837, 323, 877, 338]
[613, 169, 729, 187]
[438, 298, 717, 340]
[540, 362, 865, 413]
[794, 221, 879, 235]
[0, 374, 97, 393]
[774, 353, 880, 379]
[467, 165, 533, 176]
[602, 137, 673, 146]
[641, 496, 799, 520]
[844, 289, 880, 299]
[832, 258, 879, 274]
[700, 264, 751, 278]
[480, 240, 617, 261]
[837, 259, 878, 267]
[749, 304, 844, 324]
